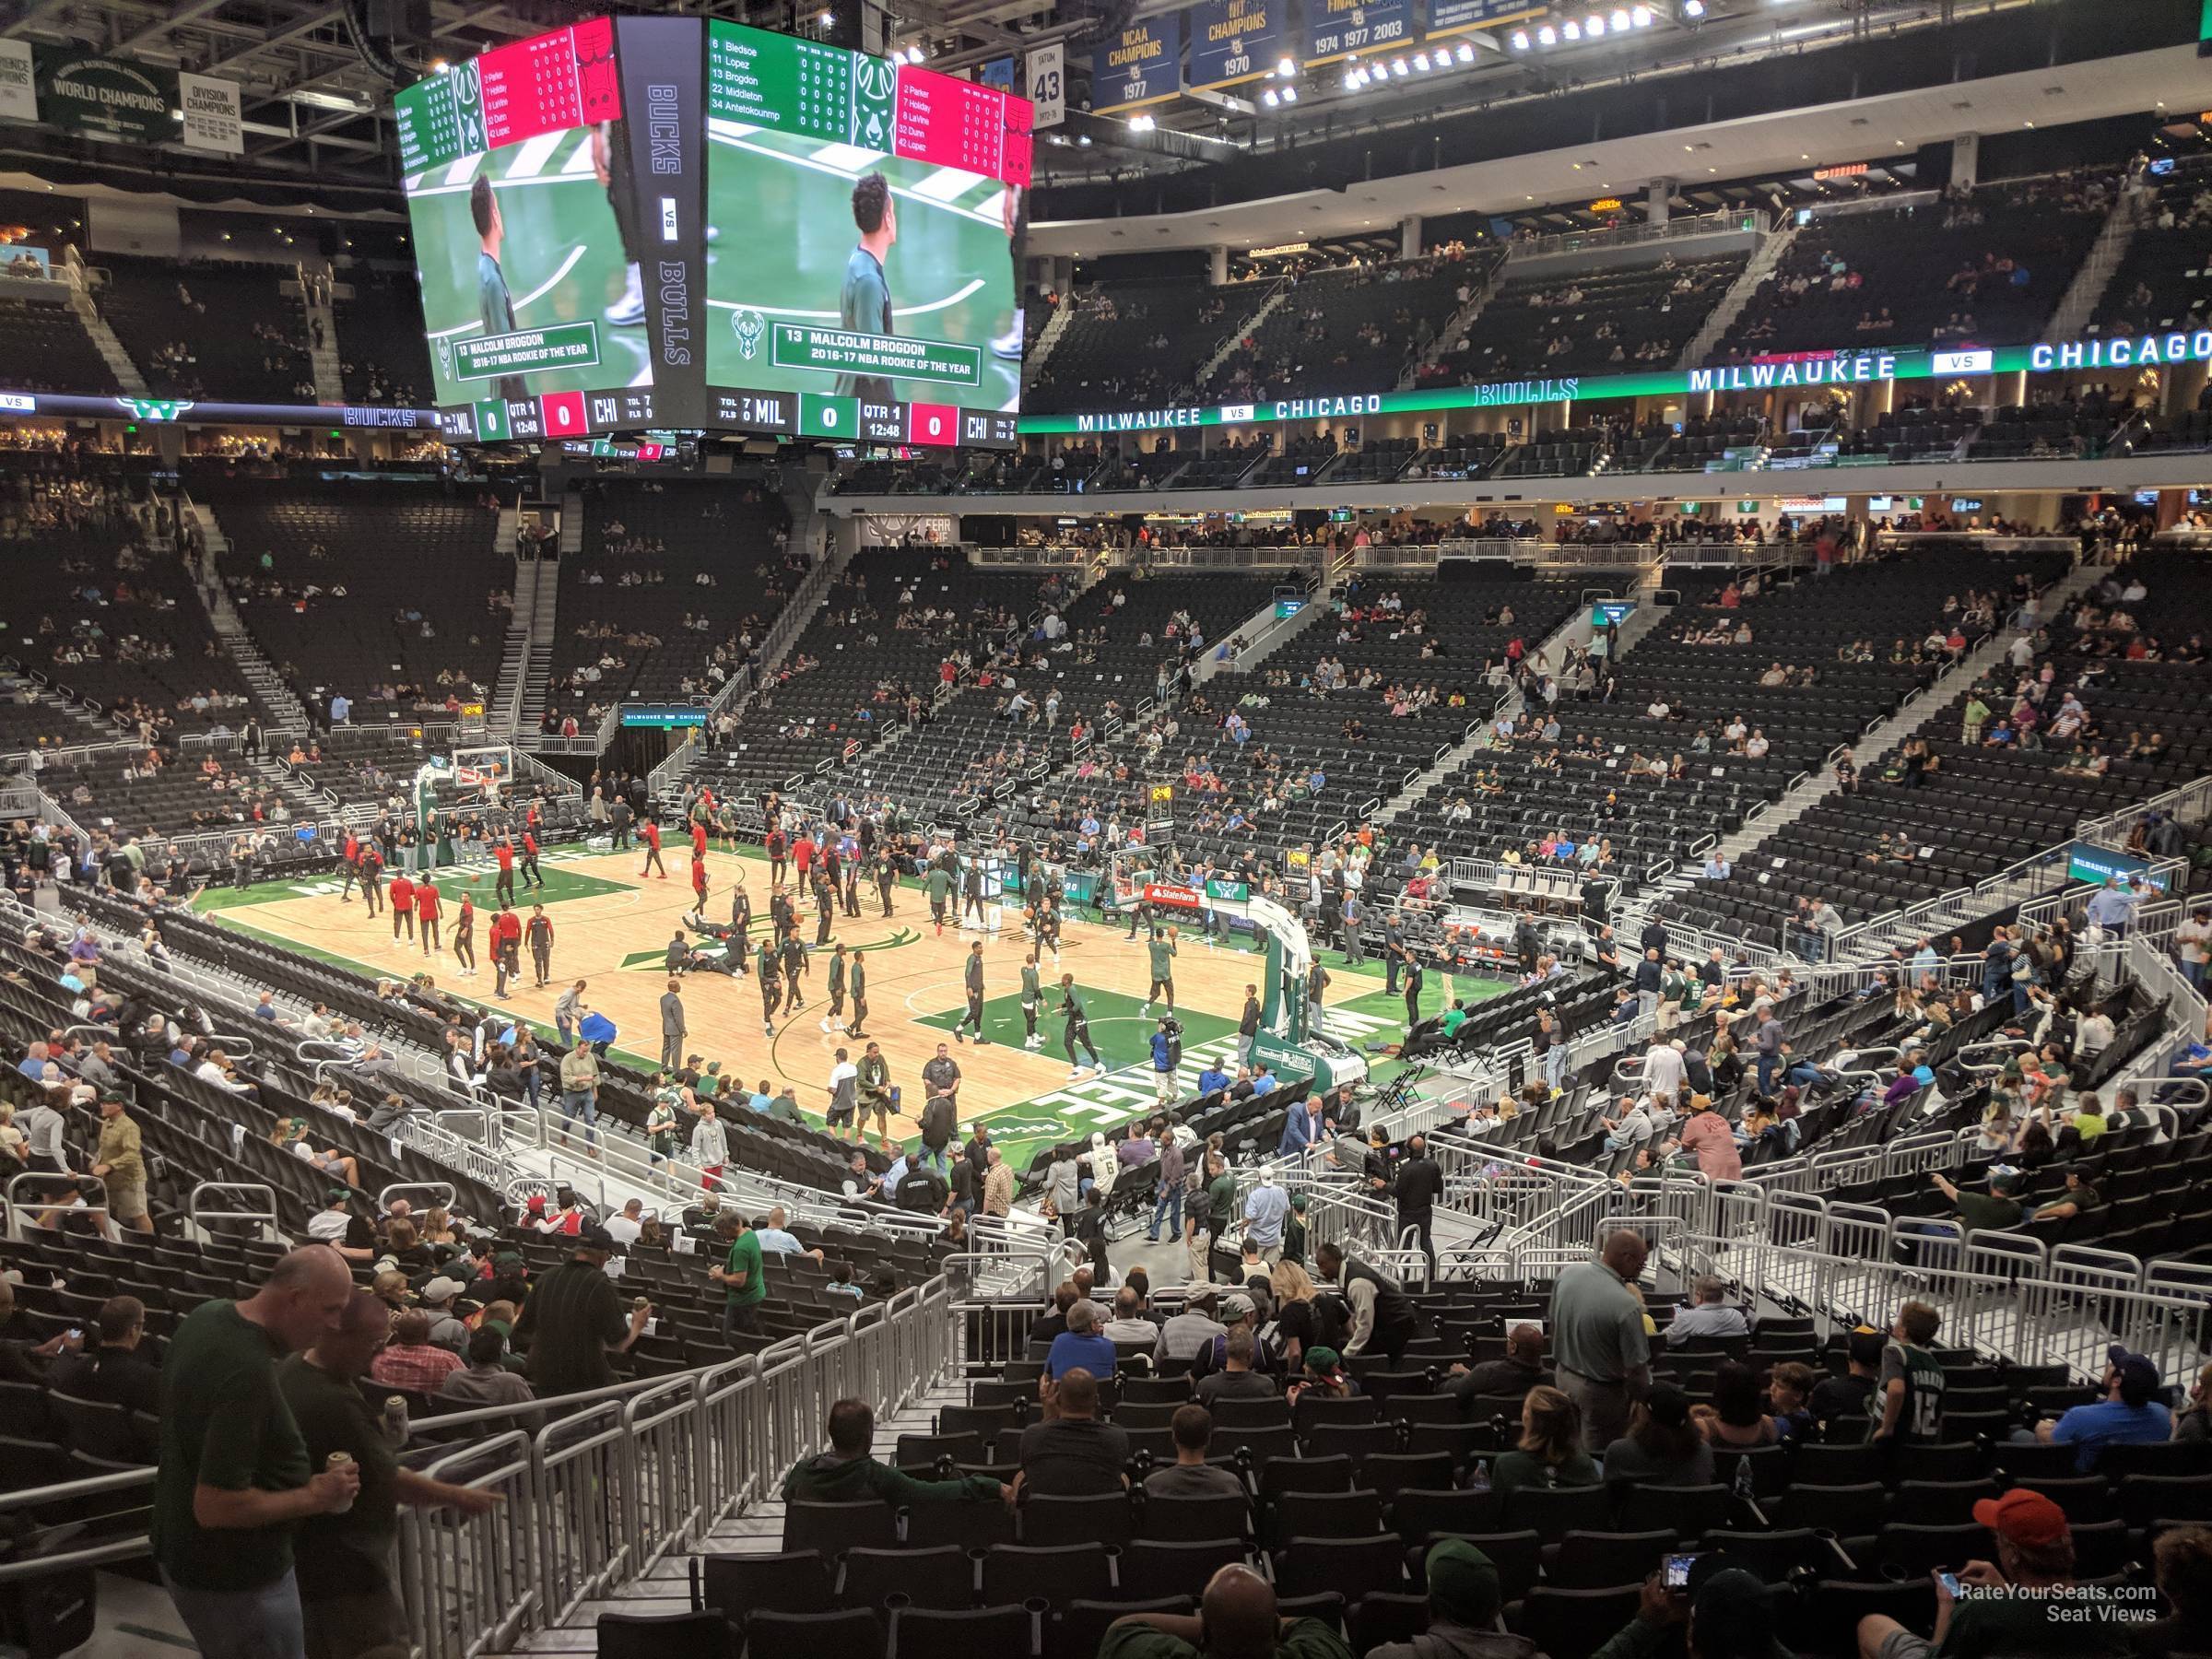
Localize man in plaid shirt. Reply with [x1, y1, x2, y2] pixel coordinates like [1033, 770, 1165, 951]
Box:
[369, 1310, 462, 1393]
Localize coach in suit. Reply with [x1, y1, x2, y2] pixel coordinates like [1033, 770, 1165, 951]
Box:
[659, 980, 686, 1070]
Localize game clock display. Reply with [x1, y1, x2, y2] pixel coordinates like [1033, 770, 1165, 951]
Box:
[396, 16, 1028, 448]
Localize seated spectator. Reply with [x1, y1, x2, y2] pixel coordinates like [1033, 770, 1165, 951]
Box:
[2020, 1346, 2172, 1471]
[1013, 1368, 1129, 1500]
[1855, 1489, 2132, 1659]
[1194, 1326, 1277, 1407]
[1491, 1384, 1600, 1498]
[1600, 1565, 1778, 1659]
[1447, 1321, 1547, 1415]
[2140, 1526, 2212, 1659]
[370, 1311, 462, 1394]
[1142, 1405, 1247, 1500]
[1365, 1539, 1521, 1659]
[1102, 1287, 1160, 1349]
[1694, 1360, 1777, 1447]
[1600, 1381, 1715, 1488]
[1100, 1561, 1348, 1659]
[1160, 1286, 1229, 1361]
[1666, 1276, 1751, 1342]
[1768, 1362, 1818, 1444]
[1029, 1281, 1078, 1347]
[1045, 1298, 1117, 1382]
[1810, 1327, 1886, 1435]
[50, 1293, 159, 1413]
[784, 1395, 1008, 1506]
[437, 1327, 535, 1408]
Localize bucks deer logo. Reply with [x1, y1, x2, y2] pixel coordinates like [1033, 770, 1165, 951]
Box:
[732, 308, 765, 360]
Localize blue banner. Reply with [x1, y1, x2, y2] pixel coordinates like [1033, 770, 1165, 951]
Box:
[1426, 0, 1547, 39]
[1305, 0, 1413, 64]
[1092, 14, 1181, 112]
[1190, 0, 1285, 88]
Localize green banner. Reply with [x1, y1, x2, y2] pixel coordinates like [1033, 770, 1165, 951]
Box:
[1014, 341, 2081, 437]
[452, 322, 602, 382]
[771, 324, 981, 388]
[33, 47, 176, 144]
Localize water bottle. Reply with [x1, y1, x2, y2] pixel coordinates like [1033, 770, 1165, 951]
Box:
[1732, 1456, 1755, 1500]
[382, 1395, 409, 1449]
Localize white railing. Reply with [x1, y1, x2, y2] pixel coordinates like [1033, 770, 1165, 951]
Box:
[2076, 771, 2212, 847]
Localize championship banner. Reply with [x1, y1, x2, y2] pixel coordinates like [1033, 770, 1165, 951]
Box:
[0, 40, 37, 127]
[32, 47, 177, 144]
[1304, 0, 1413, 66]
[178, 72, 243, 154]
[1092, 15, 1181, 113]
[1426, 0, 1548, 40]
[1191, 0, 1285, 90]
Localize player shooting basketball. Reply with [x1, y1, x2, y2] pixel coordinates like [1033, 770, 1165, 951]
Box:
[837, 171, 897, 404]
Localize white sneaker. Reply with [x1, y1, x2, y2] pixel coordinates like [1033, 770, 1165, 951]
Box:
[818, 1018, 831, 1032]
[605, 264, 645, 326]
[1066, 1068, 1083, 1081]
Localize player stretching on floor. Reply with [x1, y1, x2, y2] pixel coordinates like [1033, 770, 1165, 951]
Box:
[1058, 974, 1104, 1079]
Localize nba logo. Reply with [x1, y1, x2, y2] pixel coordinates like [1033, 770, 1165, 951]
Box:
[539, 391, 588, 434]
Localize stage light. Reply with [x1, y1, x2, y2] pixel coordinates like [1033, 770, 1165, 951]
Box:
[1611, 9, 1631, 29]
[1262, 88, 1279, 106]
[1280, 84, 1297, 102]
[1585, 14, 1606, 35]
[1681, 0, 1706, 15]
[1277, 55, 1297, 76]
[1456, 41, 1477, 60]
[1536, 24, 1558, 43]
[1631, 5, 1654, 23]
[1392, 55, 1409, 74]
[1560, 20, 1581, 39]
[1412, 52, 1430, 69]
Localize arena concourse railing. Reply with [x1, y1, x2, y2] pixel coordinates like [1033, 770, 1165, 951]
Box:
[1502, 206, 1770, 265]
[0, 1271, 983, 1659]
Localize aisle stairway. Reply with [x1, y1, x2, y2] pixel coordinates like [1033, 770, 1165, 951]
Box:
[512, 1379, 967, 1655]
[188, 503, 313, 731]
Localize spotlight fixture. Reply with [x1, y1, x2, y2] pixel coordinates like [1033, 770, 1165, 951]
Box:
[1611, 9, 1631, 29]
[1560, 20, 1580, 39]
[1280, 84, 1297, 102]
[1262, 88, 1279, 106]
[1681, 0, 1706, 15]
[1584, 14, 1605, 36]
[1392, 55, 1409, 73]
[1631, 4, 1653, 22]
[1277, 55, 1297, 76]
[1412, 51, 1430, 69]
[1536, 24, 1558, 43]
[1455, 41, 1477, 60]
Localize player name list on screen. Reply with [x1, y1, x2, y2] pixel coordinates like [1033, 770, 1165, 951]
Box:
[395, 18, 619, 175]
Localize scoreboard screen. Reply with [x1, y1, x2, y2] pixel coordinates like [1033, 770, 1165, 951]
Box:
[395, 17, 1027, 447]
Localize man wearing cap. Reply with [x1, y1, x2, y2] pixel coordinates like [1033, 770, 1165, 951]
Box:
[1547, 1230, 1653, 1451]
[512, 1226, 651, 1395]
[1368, 1539, 1535, 1659]
[1854, 1488, 2126, 1659]
[1673, 1095, 1741, 1182]
[1102, 1561, 1350, 1659]
[2019, 1346, 2172, 1472]
[1160, 1286, 1229, 1363]
[417, 1277, 471, 1352]
[1928, 1168, 2024, 1233]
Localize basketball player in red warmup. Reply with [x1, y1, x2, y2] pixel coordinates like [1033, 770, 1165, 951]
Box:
[389, 870, 416, 943]
[415, 875, 442, 954]
[520, 828, 544, 890]
[453, 891, 477, 976]
[639, 817, 666, 879]
[493, 835, 517, 907]
[691, 850, 710, 909]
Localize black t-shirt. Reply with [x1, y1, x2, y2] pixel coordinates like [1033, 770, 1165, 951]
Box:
[1018, 1418, 1131, 1498]
[1811, 1373, 1877, 1434]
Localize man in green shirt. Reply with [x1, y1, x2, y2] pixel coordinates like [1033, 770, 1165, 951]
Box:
[153, 1246, 360, 1659]
[1439, 1000, 1470, 1041]
[279, 1290, 500, 1659]
[836, 172, 897, 403]
[712, 1215, 766, 1343]
[848, 951, 869, 1040]
[1854, 1488, 2127, 1659]
[784, 1397, 1006, 1508]
[1102, 1561, 1351, 1659]
[468, 175, 526, 403]
[1147, 928, 1179, 1012]
[1929, 1168, 2023, 1234]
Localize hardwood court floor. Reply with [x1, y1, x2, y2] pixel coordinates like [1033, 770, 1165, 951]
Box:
[195, 846, 1311, 1152]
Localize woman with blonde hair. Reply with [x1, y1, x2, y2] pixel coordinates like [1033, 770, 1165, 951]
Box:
[1269, 1258, 1326, 1371]
[1492, 1384, 1600, 1496]
[421, 1206, 458, 1247]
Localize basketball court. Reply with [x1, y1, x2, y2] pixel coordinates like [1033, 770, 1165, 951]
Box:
[194, 845, 1492, 1171]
